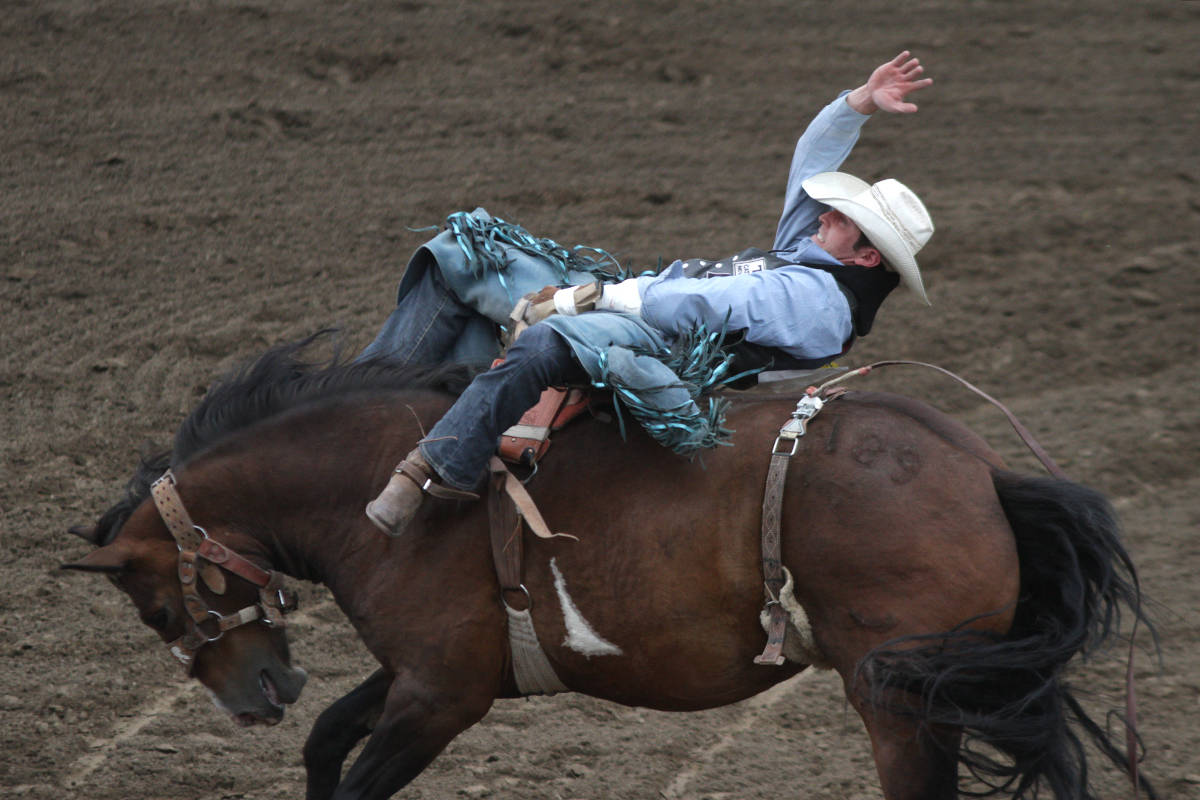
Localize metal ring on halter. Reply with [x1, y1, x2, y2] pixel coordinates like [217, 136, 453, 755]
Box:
[197, 610, 226, 643]
[175, 524, 210, 552]
[501, 584, 533, 611]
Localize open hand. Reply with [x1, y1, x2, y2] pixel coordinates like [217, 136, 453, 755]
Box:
[847, 51, 932, 114]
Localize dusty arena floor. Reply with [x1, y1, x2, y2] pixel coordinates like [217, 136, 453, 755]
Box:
[2, 1, 1198, 797]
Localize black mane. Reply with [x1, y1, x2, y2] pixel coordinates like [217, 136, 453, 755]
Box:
[93, 331, 484, 545]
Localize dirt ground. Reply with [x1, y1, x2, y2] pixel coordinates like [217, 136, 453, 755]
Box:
[2, 1, 1198, 798]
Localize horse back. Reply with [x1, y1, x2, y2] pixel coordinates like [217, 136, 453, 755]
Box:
[830, 390, 1008, 469]
[507, 390, 1019, 705]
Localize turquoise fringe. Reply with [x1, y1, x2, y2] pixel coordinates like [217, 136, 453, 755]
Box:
[443, 211, 628, 287]
[595, 319, 759, 456]
[439, 212, 757, 455]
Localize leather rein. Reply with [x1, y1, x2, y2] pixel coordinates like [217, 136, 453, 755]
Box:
[149, 471, 297, 673]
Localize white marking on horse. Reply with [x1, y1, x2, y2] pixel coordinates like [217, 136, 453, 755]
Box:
[550, 557, 622, 657]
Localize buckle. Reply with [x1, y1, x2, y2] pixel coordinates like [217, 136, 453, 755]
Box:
[275, 587, 299, 613]
[772, 435, 801, 457]
[770, 395, 825, 457]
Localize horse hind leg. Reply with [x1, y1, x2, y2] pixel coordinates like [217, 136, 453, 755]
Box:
[848, 685, 962, 800]
[819, 623, 972, 799]
[304, 669, 392, 800]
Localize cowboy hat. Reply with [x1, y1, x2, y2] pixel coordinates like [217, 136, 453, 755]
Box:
[802, 172, 934, 305]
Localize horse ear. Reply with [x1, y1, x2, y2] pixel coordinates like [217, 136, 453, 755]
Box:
[68, 523, 100, 544]
[61, 543, 130, 574]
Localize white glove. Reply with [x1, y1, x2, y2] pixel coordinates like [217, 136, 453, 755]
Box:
[551, 282, 601, 316]
[594, 278, 643, 316]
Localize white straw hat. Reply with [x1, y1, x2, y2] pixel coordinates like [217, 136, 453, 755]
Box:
[802, 172, 934, 305]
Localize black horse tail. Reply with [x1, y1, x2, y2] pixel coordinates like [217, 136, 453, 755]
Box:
[858, 470, 1156, 799]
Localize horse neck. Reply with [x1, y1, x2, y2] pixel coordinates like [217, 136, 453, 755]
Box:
[177, 391, 453, 596]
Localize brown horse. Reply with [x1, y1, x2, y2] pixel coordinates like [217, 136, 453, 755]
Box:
[64, 339, 1153, 800]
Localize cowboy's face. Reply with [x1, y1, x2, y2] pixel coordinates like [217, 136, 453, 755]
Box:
[812, 209, 880, 267]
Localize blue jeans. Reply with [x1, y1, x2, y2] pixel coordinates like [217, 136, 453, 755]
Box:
[419, 325, 588, 490]
[356, 267, 476, 366]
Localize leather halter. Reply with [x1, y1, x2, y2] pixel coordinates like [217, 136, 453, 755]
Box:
[149, 470, 297, 673]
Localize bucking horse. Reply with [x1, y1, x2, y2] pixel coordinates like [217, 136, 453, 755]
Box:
[64, 337, 1154, 799]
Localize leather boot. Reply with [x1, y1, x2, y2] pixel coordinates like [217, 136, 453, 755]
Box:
[366, 448, 481, 537]
[365, 448, 432, 537]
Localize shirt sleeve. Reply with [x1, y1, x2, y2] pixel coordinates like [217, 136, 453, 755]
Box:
[639, 262, 853, 360]
[772, 91, 872, 256]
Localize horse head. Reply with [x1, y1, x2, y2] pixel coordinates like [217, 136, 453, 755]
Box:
[63, 490, 308, 728]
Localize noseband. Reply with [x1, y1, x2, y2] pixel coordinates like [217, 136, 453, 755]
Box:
[149, 470, 298, 673]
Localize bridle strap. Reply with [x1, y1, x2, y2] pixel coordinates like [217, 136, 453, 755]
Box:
[151, 470, 278, 591]
[196, 537, 274, 588]
[178, 550, 210, 623]
[150, 472, 205, 550]
[166, 604, 267, 671]
[149, 469, 296, 673]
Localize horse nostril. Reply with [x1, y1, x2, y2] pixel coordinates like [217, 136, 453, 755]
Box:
[263, 665, 308, 705]
[286, 666, 309, 699]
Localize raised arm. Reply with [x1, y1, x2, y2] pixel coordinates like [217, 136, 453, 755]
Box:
[773, 51, 933, 255]
[845, 51, 932, 114]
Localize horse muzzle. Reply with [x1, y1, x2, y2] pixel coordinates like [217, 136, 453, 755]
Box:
[218, 663, 308, 727]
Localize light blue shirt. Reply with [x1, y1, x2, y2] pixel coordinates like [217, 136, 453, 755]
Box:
[639, 92, 871, 360]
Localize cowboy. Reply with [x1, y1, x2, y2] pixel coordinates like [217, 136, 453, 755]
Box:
[364, 51, 935, 535]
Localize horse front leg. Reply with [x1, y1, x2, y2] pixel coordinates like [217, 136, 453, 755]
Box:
[329, 668, 496, 800]
[304, 668, 392, 800]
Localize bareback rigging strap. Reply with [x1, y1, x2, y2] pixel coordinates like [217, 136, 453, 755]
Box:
[487, 455, 576, 583]
[487, 456, 576, 695]
[754, 392, 828, 666]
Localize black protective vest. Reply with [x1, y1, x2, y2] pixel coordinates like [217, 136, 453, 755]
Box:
[678, 248, 899, 378]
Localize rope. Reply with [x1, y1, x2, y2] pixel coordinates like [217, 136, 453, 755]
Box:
[811, 360, 1066, 479]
